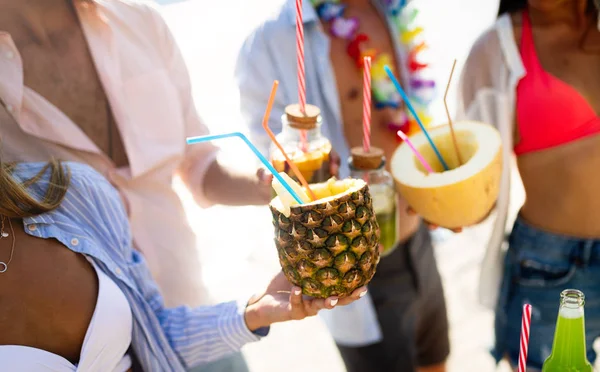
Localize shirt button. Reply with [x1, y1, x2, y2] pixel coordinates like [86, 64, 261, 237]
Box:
[115, 268, 122, 276]
[4, 50, 14, 59]
[28, 224, 37, 232]
[5, 104, 13, 113]
[71, 238, 79, 246]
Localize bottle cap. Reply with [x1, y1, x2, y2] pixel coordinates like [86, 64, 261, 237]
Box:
[350, 146, 384, 170]
[285, 104, 321, 130]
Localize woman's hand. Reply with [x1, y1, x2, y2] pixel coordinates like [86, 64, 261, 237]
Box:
[244, 271, 367, 331]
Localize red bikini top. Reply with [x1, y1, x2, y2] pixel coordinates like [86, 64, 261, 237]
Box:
[515, 9, 600, 156]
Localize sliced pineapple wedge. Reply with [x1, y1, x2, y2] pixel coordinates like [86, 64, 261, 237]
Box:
[272, 174, 367, 217]
[271, 172, 311, 216]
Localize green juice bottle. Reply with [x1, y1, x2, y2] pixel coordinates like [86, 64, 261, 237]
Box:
[348, 146, 398, 257]
[542, 289, 593, 372]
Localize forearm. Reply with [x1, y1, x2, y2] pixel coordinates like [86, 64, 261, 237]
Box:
[202, 159, 271, 206]
[160, 300, 263, 369]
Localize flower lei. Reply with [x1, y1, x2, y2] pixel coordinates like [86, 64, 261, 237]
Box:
[311, 0, 435, 137]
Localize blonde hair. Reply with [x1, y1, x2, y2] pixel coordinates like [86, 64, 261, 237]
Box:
[0, 159, 70, 218]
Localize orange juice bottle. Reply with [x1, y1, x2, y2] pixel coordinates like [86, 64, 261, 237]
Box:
[270, 104, 335, 185]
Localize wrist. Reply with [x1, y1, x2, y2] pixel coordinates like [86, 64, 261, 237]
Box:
[244, 302, 267, 331]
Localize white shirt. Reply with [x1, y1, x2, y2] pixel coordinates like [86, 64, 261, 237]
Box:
[456, 13, 527, 309]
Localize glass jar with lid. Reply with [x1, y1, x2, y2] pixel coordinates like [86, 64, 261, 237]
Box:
[349, 146, 398, 256]
[270, 104, 336, 185]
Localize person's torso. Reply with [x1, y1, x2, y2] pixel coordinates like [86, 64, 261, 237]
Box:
[267, 0, 436, 241]
[511, 10, 600, 237]
[0, 1, 202, 303]
[6, 162, 187, 372]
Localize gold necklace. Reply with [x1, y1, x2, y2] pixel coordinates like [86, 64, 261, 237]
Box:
[0, 215, 16, 273]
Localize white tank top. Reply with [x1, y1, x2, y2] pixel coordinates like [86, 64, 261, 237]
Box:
[0, 261, 133, 371]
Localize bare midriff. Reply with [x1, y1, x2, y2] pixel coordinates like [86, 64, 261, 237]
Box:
[518, 133, 600, 237]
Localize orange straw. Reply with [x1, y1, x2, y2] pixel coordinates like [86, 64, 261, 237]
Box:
[444, 59, 463, 165]
[263, 81, 317, 201]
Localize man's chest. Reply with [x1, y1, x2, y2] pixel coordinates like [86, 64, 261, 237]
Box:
[326, 6, 402, 161]
[328, 8, 395, 107]
[16, 32, 128, 166]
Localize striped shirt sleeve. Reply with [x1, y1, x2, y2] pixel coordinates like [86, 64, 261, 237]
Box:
[127, 250, 265, 368]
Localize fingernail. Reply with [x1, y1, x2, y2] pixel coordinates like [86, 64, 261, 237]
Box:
[359, 290, 367, 298]
[330, 299, 338, 306]
[294, 289, 302, 296]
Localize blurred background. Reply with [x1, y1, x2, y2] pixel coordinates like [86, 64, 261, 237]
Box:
[156, 0, 513, 371]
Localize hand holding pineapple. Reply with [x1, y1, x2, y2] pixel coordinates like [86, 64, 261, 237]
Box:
[244, 271, 368, 331]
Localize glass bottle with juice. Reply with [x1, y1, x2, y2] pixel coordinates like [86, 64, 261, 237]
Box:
[270, 104, 335, 192]
[542, 289, 593, 372]
[349, 146, 398, 256]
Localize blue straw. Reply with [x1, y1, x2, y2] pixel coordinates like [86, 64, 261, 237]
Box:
[384, 65, 449, 171]
[186, 132, 304, 204]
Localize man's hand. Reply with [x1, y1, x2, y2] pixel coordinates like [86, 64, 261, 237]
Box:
[244, 271, 368, 331]
[329, 149, 341, 178]
[255, 148, 341, 189]
[202, 160, 273, 206]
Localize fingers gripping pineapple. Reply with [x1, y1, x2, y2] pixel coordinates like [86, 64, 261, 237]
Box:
[270, 173, 381, 299]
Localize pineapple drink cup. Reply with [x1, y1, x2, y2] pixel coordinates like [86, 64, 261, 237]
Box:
[270, 104, 334, 186]
[270, 173, 381, 299]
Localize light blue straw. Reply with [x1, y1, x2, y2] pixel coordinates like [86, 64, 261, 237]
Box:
[186, 132, 304, 204]
[384, 65, 449, 171]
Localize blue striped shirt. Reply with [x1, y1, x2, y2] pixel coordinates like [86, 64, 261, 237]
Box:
[12, 162, 266, 371]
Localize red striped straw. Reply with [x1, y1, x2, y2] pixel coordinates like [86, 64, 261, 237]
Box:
[363, 56, 372, 153]
[296, 0, 308, 150]
[518, 304, 533, 372]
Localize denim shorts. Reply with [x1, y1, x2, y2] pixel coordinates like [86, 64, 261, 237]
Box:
[493, 216, 600, 370]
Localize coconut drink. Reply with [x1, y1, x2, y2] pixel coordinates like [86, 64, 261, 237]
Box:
[270, 173, 381, 299]
[390, 121, 502, 229]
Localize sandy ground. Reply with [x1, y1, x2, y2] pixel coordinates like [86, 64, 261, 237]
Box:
[158, 0, 518, 371]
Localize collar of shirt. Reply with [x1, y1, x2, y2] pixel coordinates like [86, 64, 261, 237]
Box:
[0, 0, 181, 179]
[283, 0, 391, 26]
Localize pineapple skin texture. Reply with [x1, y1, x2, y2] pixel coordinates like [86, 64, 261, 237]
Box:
[270, 184, 381, 299]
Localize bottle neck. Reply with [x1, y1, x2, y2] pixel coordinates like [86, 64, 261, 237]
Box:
[349, 159, 387, 182]
[548, 290, 588, 364]
[281, 116, 323, 141]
